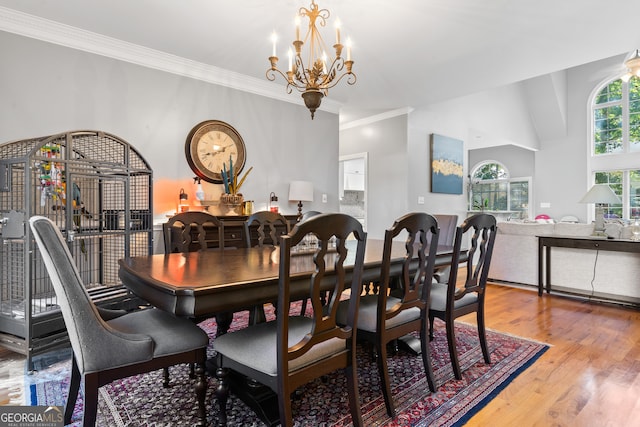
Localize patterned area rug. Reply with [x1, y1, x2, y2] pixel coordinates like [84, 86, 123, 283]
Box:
[30, 306, 548, 427]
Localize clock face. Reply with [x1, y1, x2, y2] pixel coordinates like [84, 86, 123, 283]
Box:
[185, 120, 246, 183]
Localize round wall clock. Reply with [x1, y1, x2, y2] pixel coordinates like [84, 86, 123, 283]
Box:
[185, 120, 246, 184]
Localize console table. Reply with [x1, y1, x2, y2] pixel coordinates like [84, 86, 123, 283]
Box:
[537, 235, 640, 297]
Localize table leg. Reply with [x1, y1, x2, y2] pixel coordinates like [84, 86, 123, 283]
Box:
[538, 240, 543, 296]
[215, 312, 233, 336]
[545, 245, 551, 294]
[210, 360, 280, 426]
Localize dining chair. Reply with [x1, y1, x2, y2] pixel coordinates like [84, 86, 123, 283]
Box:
[244, 210, 292, 320]
[432, 214, 458, 282]
[213, 213, 367, 427]
[163, 211, 225, 252]
[338, 212, 440, 417]
[429, 213, 497, 380]
[29, 216, 209, 427]
[163, 211, 234, 385]
[299, 210, 322, 222]
[244, 210, 290, 247]
[298, 210, 322, 313]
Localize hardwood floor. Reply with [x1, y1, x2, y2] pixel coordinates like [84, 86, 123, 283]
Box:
[462, 282, 640, 427]
[0, 282, 638, 426]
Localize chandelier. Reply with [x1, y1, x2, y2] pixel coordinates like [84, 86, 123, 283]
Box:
[267, 1, 356, 119]
[622, 49, 640, 82]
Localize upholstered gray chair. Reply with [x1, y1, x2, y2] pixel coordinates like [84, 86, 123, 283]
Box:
[338, 212, 440, 417]
[429, 213, 497, 379]
[214, 213, 367, 427]
[29, 216, 209, 427]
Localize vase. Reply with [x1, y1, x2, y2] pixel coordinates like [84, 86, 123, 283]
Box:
[220, 193, 244, 215]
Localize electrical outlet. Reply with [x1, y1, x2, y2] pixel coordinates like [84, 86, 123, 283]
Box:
[540, 202, 551, 208]
[322, 193, 327, 203]
[417, 196, 425, 205]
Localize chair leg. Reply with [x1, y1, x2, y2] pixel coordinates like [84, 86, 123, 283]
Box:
[163, 367, 170, 387]
[446, 317, 463, 380]
[346, 361, 363, 427]
[277, 386, 294, 427]
[215, 364, 229, 427]
[420, 320, 437, 392]
[477, 307, 491, 364]
[376, 341, 395, 417]
[82, 373, 99, 427]
[194, 361, 207, 427]
[64, 356, 81, 425]
[428, 313, 435, 341]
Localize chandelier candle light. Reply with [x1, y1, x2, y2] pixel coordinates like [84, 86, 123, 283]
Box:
[267, 1, 356, 119]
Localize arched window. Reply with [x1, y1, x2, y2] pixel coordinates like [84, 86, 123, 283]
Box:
[589, 74, 640, 219]
[469, 161, 530, 218]
[593, 77, 640, 154]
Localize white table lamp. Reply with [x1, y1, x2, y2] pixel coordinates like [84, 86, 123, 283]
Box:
[579, 184, 621, 235]
[289, 181, 314, 221]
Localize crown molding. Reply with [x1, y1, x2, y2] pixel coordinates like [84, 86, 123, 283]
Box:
[339, 107, 414, 130]
[0, 6, 342, 114]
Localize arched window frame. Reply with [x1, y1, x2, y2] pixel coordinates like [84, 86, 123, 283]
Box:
[588, 73, 640, 220]
[468, 160, 531, 219]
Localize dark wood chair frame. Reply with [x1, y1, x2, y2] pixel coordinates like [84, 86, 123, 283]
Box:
[243, 210, 290, 248]
[163, 211, 225, 253]
[354, 212, 440, 417]
[429, 213, 497, 379]
[161, 211, 227, 386]
[214, 213, 367, 427]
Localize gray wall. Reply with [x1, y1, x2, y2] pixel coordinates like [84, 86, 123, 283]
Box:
[344, 55, 632, 228]
[340, 115, 408, 239]
[3, 30, 628, 231]
[534, 55, 639, 223]
[468, 145, 535, 178]
[0, 31, 339, 222]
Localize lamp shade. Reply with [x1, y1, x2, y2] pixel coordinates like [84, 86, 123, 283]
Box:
[579, 184, 621, 204]
[289, 181, 314, 202]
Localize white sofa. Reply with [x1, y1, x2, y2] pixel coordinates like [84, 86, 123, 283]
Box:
[488, 221, 640, 305]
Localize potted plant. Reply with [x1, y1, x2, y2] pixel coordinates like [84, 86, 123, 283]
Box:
[220, 156, 252, 207]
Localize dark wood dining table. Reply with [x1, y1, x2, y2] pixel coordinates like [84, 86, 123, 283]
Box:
[118, 238, 461, 425]
[118, 239, 459, 326]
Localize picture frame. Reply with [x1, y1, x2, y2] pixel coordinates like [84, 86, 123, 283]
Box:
[430, 134, 463, 195]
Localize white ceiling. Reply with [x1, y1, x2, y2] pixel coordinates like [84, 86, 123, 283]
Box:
[1, 0, 639, 121]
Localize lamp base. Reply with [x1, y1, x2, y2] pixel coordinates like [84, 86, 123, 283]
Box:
[297, 201, 303, 221]
[593, 205, 606, 236]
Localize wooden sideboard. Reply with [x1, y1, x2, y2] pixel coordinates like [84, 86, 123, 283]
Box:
[164, 213, 299, 251]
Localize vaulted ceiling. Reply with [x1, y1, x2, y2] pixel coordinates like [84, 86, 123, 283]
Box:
[1, 0, 639, 122]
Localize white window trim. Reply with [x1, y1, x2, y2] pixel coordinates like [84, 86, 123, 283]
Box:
[468, 161, 533, 219]
[587, 74, 640, 222]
